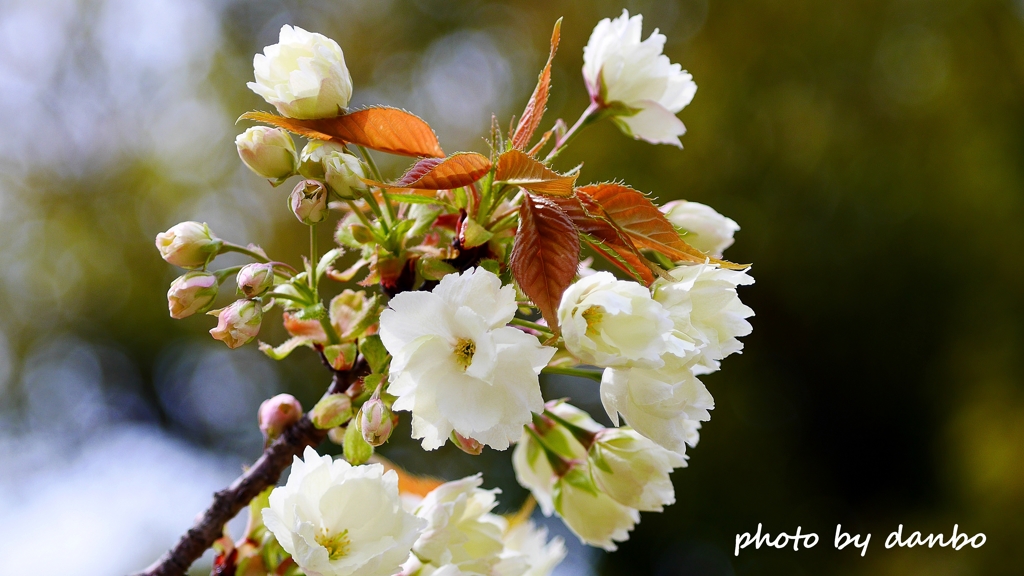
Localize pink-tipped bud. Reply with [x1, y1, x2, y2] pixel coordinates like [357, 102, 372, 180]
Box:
[360, 398, 393, 447]
[236, 263, 275, 298]
[289, 179, 328, 225]
[311, 394, 353, 430]
[155, 221, 222, 269]
[450, 431, 484, 456]
[167, 271, 219, 319]
[258, 393, 302, 441]
[210, 299, 263, 349]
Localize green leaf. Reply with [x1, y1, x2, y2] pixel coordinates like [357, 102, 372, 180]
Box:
[461, 218, 494, 249]
[258, 337, 313, 360]
[343, 418, 374, 465]
[359, 334, 390, 374]
[315, 248, 343, 282]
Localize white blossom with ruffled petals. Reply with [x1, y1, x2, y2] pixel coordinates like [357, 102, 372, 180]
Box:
[494, 520, 566, 576]
[583, 10, 698, 147]
[380, 268, 556, 451]
[654, 263, 755, 374]
[557, 272, 673, 368]
[248, 25, 353, 119]
[601, 359, 714, 455]
[411, 475, 506, 574]
[262, 446, 424, 576]
[589, 427, 687, 512]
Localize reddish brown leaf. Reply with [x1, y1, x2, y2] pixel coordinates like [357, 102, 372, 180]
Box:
[511, 18, 562, 151]
[550, 195, 655, 285]
[240, 107, 444, 158]
[511, 194, 580, 332]
[362, 153, 491, 190]
[495, 149, 577, 197]
[577, 183, 746, 269]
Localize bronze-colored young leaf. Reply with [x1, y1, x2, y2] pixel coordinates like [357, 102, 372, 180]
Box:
[510, 194, 580, 332]
[240, 107, 444, 158]
[363, 153, 491, 190]
[550, 195, 655, 285]
[511, 18, 561, 151]
[495, 149, 577, 197]
[577, 183, 747, 269]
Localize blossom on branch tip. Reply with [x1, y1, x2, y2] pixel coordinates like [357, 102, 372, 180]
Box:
[494, 520, 567, 576]
[262, 447, 424, 576]
[380, 268, 556, 451]
[557, 272, 672, 368]
[583, 10, 697, 147]
[235, 126, 298, 183]
[588, 427, 687, 512]
[411, 475, 506, 574]
[167, 271, 218, 319]
[654, 263, 755, 374]
[155, 221, 222, 269]
[248, 25, 353, 119]
[600, 359, 714, 455]
[661, 200, 740, 258]
[210, 299, 263, 349]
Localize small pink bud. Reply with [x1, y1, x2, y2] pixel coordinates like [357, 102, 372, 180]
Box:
[210, 299, 263, 349]
[155, 221, 222, 269]
[450, 431, 484, 456]
[236, 263, 275, 298]
[258, 393, 302, 440]
[360, 398, 393, 447]
[289, 179, 328, 224]
[167, 271, 218, 319]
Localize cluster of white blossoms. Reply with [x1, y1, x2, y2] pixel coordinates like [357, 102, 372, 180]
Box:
[150, 11, 754, 576]
[264, 448, 565, 576]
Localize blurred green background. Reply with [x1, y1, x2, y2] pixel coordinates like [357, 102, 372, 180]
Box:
[1, 0, 1023, 574]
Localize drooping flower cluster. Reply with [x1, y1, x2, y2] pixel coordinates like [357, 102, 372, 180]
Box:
[149, 12, 753, 576]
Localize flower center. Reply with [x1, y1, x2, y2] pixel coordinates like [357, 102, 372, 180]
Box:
[316, 527, 351, 560]
[453, 338, 476, 370]
[581, 305, 604, 336]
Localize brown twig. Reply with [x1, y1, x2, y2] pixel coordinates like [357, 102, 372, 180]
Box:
[133, 359, 368, 576]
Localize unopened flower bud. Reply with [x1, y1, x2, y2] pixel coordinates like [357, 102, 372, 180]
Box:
[236, 263, 275, 298]
[155, 222, 222, 269]
[311, 393, 353, 429]
[450, 431, 483, 456]
[298, 140, 345, 179]
[289, 179, 328, 224]
[324, 151, 367, 199]
[258, 393, 302, 440]
[360, 398, 393, 447]
[210, 299, 263, 349]
[235, 126, 298, 183]
[167, 271, 219, 319]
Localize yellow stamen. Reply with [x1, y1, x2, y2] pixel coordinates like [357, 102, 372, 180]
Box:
[316, 527, 351, 560]
[454, 338, 476, 370]
[581, 305, 604, 336]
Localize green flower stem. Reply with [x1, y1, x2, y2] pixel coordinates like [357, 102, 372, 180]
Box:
[220, 242, 271, 263]
[545, 101, 601, 163]
[212, 266, 244, 282]
[510, 317, 553, 335]
[541, 366, 604, 383]
[310, 223, 318, 292]
[357, 145, 396, 227]
[345, 199, 376, 231]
